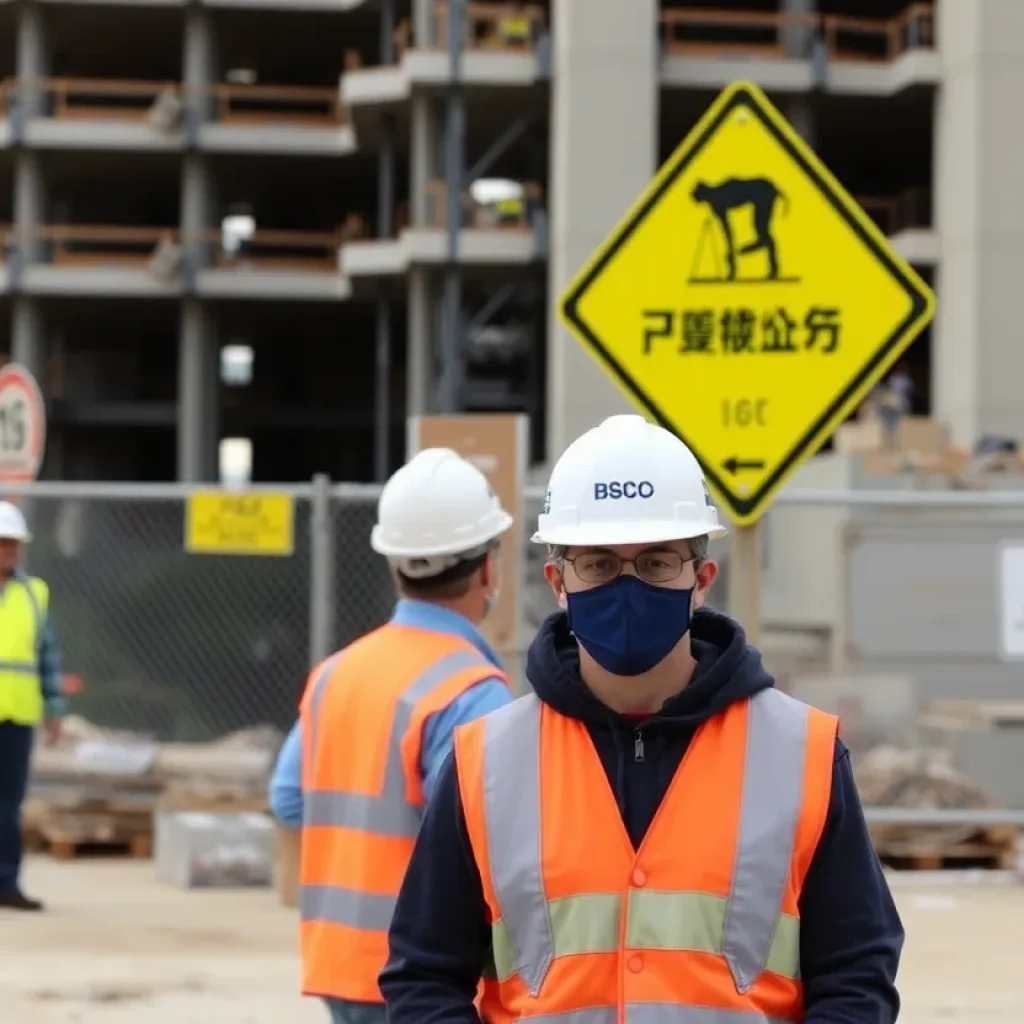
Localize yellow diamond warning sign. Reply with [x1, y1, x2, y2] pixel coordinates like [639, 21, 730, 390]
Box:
[559, 80, 936, 525]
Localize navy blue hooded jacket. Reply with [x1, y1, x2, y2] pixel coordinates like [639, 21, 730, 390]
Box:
[381, 608, 904, 1024]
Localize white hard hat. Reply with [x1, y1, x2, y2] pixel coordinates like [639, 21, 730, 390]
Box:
[0, 501, 31, 543]
[533, 415, 727, 547]
[371, 447, 513, 578]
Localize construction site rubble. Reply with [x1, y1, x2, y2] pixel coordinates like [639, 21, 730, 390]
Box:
[24, 715, 282, 862]
[31, 715, 282, 789]
[854, 745, 1019, 869]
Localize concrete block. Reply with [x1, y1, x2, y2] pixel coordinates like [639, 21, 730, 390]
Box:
[155, 811, 273, 889]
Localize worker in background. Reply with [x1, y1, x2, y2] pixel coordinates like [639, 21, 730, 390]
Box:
[0, 501, 65, 913]
[269, 447, 515, 1024]
[381, 414, 905, 1024]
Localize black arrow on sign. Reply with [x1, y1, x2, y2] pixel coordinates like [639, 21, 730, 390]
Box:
[722, 457, 765, 475]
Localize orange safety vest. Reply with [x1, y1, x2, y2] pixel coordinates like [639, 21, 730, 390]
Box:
[455, 688, 838, 1024]
[300, 622, 509, 1003]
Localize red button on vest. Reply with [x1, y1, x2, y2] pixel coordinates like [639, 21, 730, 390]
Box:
[627, 954, 644, 974]
[632, 868, 647, 887]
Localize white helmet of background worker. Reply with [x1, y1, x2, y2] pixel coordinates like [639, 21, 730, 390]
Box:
[371, 447, 513, 579]
[0, 501, 31, 543]
[533, 414, 727, 547]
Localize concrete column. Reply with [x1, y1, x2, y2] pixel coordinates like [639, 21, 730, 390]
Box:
[412, 0, 434, 47]
[546, 0, 657, 459]
[181, 151, 219, 294]
[406, 268, 432, 419]
[781, 0, 816, 60]
[379, 115, 396, 237]
[178, 107, 218, 482]
[13, 149, 44, 264]
[374, 298, 391, 481]
[785, 97, 815, 148]
[933, 2, 1024, 446]
[177, 301, 219, 482]
[15, 2, 48, 119]
[380, 0, 396, 65]
[183, 5, 217, 127]
[11, 298, 45, 382]
[42, 329, 66, 480]
[410, 95, 436, 226]
[181, 155, 213, 225]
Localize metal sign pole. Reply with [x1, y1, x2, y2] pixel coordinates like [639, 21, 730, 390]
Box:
[727, 521, 762, 648]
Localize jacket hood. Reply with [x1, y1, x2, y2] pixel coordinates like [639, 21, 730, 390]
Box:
[525, 607, 775, 728]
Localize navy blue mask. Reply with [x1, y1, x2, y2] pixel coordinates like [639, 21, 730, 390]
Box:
[565, 575, 693, 677]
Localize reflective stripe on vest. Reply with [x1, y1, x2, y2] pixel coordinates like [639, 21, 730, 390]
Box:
[478, 690, 809, 996]
[300, 646, 497, 930]
[494, 1007, 791, 1024]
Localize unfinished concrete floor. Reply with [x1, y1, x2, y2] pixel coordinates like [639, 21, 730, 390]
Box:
[0, 857, 1021, 1022]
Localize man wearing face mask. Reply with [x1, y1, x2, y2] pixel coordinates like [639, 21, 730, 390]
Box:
[269, 447, 514, 1024]
[380, 415, 904, 1024]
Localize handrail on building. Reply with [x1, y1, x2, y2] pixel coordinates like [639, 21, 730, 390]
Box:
[1, 224, 343, 272]
[35, 224, 180, 267]
[424, 178, 542, 231]
[362, 0, 546, 63]
[199, 227, 343, 272]
[432, 1, 546, 52]
[855, 187, 933, 236]
[0, 76, 346, 126]
[659, 2, 934, 62]
[208, 83, 345, 125]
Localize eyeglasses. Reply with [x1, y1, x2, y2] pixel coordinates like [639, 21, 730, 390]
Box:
[564, 550, 695, 586]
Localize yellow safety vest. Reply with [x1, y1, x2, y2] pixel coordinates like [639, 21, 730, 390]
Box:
[0, 576, 48, 726]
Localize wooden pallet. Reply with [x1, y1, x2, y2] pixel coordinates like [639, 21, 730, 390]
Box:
[876, 826, 1019, 871]
[35, 831, 154, 861]
[22, 796, 154, 860]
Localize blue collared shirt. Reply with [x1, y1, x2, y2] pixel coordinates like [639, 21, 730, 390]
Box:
[268, 599, 512, 829]
[4, 570, 65, 720]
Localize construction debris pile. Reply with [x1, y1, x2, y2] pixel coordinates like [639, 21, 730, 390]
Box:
[24, 715, 282, 862]
[854, 745, 1019, 869]
[837, 407, 1024, 484]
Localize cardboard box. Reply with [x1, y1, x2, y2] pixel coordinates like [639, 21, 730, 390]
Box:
[897, 416, 949, 456]
[274, 825, 301, 909]
[834, 420, 885, 455]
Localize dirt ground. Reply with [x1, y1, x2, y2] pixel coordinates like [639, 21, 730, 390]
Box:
[0, 858, 1021, 1023]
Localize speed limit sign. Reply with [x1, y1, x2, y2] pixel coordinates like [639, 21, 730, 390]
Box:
[0, 363, 46, 483]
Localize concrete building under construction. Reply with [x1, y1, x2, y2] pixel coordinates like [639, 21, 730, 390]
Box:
[0, 0, 1000, 486]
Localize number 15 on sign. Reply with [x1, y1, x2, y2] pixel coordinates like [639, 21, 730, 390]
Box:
[0, 364, 47, 484]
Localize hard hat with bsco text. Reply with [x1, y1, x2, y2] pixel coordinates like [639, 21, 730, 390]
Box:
[533, 415, 727, 547]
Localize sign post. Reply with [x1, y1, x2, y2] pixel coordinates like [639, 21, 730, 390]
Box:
[0, 362, 47, 486]
[408, 414, 528, 666]
[557, 80, 936, 639]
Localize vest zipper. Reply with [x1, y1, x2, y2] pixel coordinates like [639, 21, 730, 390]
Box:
[634, 727, 645, 762]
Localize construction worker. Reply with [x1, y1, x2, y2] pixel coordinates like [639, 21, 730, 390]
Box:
[269, 447, 515, 1024]
[0, 501, 64, 913]
[380, 415, 904, 1023]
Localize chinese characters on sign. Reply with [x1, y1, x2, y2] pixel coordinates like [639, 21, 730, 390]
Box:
[642, 306, 842, 356]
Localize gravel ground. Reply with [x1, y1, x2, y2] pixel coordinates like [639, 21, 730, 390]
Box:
[0, 857, 1021, 1022]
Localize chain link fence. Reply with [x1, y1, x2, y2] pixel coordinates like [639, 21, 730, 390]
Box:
[19, 487, 313, 741]
[13, 476, 1024, 814]
[6, 481, 543, 742]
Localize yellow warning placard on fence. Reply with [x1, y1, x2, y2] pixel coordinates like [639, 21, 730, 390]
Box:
[185, 492, 295, 557]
